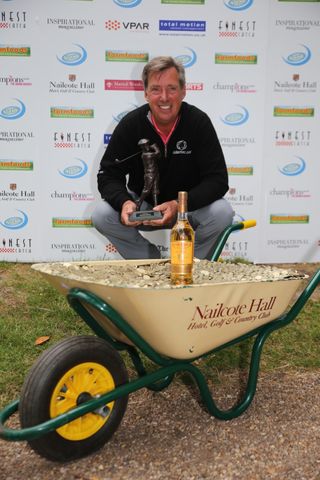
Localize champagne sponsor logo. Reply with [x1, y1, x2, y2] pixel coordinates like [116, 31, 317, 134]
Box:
[277, 156, 306, 176]
[223, 0, 253, 11]
[0, 160, 33, 170]
[50, 107, 94, 118]
[113, 0, 142, 6]
[56, 44, 87, 66]
[220, 105, 249, 126]
[58, 159, 88, 179]
[175, 47, 197, 67]
[0, 210, 28, 229]
[273, 106, 314, 117]
[0, 45, 30, 56]
[0, 99, 26, 120]
[52, 217, 93, 228]
[215, 53, 257, 64]
[105, 50, 148, 62]
[270, 214, 309, 224]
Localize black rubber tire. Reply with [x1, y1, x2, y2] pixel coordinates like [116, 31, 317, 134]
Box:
[19, 336, 129, 461]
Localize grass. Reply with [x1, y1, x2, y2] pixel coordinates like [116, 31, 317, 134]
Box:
[0, 261, 319, 409]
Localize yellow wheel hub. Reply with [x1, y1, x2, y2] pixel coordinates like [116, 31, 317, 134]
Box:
[50, 362, 115, 441]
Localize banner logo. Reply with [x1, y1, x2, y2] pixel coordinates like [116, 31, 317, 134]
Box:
[277, 156, 306, 176]
[224, 0, 253, 10]
[52, 217, 93, 227]
[105, 50, 148, 62]
[50, 107, 94, 118]
[0, 45, 30, 56]
[0, 160, 33, 170]
[282, 44, 311, 66]
[58, 159, 88, 179]
[215, 53, 257, 64]
[270, 214, 309, 224]
[273, 106, 314, 117]
[0, 99, 26, 120]
[56, 44, 87, 66]
[175, 47, 197, 67]
[220, 105, 249, 125]
[0, 210, 28, 229]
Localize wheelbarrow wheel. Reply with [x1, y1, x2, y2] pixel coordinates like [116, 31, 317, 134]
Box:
[19, 335, 129, 462]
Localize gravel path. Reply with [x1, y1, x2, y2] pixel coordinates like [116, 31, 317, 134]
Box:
[1, 370, 319, 480]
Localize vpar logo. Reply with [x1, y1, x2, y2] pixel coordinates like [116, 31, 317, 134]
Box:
[105, 19, 149, 31]
[0, 98, 26, 120]
[113, 0, 142, 6]
[220, 105, 249, 126]
[282, 44, 311, 66]
[56, 44, 87, 66]
[0, 210, 28, 230]
[224, 0, 253, 11]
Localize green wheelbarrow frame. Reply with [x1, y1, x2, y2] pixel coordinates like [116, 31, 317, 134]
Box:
[1, 221, 319, 444]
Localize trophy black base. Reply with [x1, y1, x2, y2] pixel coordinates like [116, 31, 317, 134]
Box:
[129, 210, 163, 222]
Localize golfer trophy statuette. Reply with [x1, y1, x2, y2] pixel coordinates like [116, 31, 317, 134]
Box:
[128, 138, 163, 222]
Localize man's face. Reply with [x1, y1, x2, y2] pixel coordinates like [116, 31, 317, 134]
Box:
[144, 67, 186, 129]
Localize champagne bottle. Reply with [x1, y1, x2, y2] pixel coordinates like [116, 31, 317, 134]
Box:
[170, 191, 195, 285]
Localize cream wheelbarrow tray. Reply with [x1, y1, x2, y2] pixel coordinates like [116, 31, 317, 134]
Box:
[0, 221, 319, 462]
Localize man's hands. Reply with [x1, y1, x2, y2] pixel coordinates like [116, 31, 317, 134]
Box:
[121, 199, 178, 227]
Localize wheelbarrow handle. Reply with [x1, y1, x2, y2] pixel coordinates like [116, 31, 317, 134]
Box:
[210, 219, 256, 262]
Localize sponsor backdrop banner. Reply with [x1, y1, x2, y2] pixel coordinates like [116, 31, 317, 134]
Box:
[0, 0, 319, 263]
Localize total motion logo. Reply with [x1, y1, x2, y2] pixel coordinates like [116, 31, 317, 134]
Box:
[0, 99, 26, 120]
[277, 156, 306, 176]
[0, 209, 28, 230]
[224, 0, 253, 11]
[58, 158, 88, 179]
[282, 44, 311, 66]
[113, 0, 142, 6]
[56, 44, 87, 66]
[159, 20, 206, 32]
[174, 47, 197, 67]
[220, 105, 249, 126]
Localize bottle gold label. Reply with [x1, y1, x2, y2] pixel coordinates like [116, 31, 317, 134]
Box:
[171, 241, 193, 265]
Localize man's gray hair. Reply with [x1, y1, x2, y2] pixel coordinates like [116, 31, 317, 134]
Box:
[142, 56, 186, 90]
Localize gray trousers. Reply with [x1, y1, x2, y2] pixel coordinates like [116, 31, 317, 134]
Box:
[92, 197, 234, 260]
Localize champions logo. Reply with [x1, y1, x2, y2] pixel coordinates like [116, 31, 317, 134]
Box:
[0, 210, 28, 230]
[220, 105, 249, 126]
[50, 107, 94, 118]
[0, 160, 33, 170]
[282, 44, 311, 66]
[270, 214, 309, 224]
[0, 45, 30, 56]
[105, 50, 148, 62]
[0, 99, 26, 120]
[227, 165, 253, 175]
[56, 44, 87, 66]
[215, 53, 257, 64]
[159, 20, 206, 32]
[52, 217, 93, 228]
[224, 0, 253, 10]
[273, 106, 314, 117]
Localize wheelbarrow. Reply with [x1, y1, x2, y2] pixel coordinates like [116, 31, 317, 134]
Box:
[0, 220, 319, 462]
